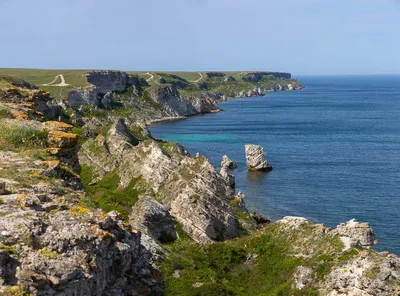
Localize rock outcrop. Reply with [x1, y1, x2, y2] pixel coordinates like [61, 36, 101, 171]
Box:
[236, 87, 265, 98]
[334, 219, 378, 249]
[320, 251, 400, 296]
[274, 216, 400, 295]
[278, 81, 304, 91]
[245, 144, 273, 171]
[221, 155, 237, 169]
[0, 79, 60, 120]
[0, 193, 162, 295]
[79, 120, 251, 245]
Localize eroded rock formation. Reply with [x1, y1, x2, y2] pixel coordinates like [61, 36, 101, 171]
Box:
[221, 155, 237, 169]
[79, 119, 251, 245]
[245, 144, 273, 171]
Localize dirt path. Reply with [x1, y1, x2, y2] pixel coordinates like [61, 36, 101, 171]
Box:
[191, 72, 204, 83]
[145, 72, 154, 82]
[145, 72, 161, 85]
[41, 74, 70, 87]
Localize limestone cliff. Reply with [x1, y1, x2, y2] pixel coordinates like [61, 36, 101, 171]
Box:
[60, 70, 304, 126]
[67, 71, 149, 109]
[148, 85, 219, 117]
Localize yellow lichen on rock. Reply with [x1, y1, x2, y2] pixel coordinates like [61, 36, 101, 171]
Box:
[47, 131, 78, 148]
[42, 121, 73, 133]
[10, 110, 29, 120]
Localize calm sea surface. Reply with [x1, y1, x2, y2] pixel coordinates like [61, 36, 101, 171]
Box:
[149, 76, 400, 254]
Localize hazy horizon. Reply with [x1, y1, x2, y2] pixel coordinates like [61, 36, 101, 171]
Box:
[1, 0, 400, 75]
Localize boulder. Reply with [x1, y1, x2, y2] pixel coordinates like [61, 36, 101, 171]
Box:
[221, 155, 237, 169]
[245, 144, 273, 171]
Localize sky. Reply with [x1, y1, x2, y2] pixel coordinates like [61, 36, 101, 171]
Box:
[0, 0, 400, 75]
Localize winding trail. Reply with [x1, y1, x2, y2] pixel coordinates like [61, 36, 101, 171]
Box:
[145, 72, 161, 85]
[41, 74, 70, 87]
[191, 72, 204, 83]
[145, 72, 154, 82]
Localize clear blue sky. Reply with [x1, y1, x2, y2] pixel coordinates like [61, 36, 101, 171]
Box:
[1, 0, 400, 75]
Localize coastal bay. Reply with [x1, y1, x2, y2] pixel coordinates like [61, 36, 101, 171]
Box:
[150, 75, 400, 255]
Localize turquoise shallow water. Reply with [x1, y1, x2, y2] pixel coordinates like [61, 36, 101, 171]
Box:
[149, 75, 400, 254]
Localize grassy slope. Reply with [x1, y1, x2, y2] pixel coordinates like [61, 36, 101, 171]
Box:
[160, 221, 360, 296]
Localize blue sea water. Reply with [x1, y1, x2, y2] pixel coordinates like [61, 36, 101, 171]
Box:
[149, 75, 400, 254]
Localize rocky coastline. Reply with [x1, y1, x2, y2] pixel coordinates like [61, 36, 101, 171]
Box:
[0, 72, 398, 295]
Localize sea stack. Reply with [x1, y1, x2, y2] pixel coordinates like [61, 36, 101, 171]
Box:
[245, 144, 273, 171]
[221, 155, 237, 169]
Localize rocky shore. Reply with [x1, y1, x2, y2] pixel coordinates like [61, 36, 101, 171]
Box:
[0, 72, 398, 295]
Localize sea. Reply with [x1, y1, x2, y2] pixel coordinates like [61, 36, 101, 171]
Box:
[149, 75, 400, 254]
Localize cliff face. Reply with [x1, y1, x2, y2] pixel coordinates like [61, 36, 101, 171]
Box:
[68, 71, 149, 109]
[148, 85, 219, 117]
[63, 70, 304, 125]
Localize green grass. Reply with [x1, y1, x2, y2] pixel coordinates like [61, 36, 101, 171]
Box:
[80, 165, 151, 217]
[0, 68, 90, 87]
[160, 220, 363, 296]
[161, 226, 304, 296]
[0, 125, 48, 148]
